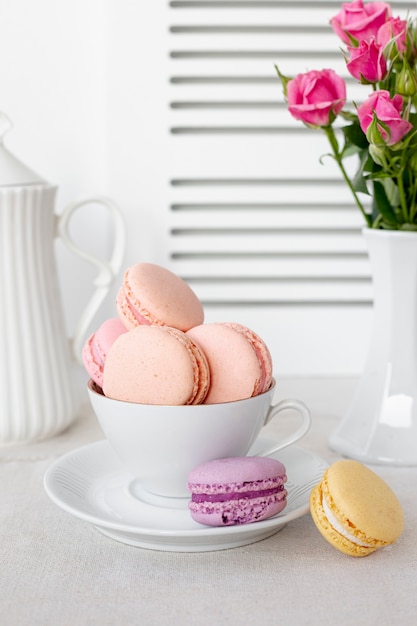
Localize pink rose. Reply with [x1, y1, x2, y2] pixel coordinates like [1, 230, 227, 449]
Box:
[286, 69, 346, 127]
[377, 17, 408, 55]
[330, 0, 391, 45]
[357, 90, 413, 145]
[347, 38, 387, 82]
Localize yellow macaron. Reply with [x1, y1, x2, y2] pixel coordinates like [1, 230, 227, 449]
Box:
[310, 460, 404, 557]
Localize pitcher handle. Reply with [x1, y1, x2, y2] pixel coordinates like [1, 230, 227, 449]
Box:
[57, 196, 126, 364]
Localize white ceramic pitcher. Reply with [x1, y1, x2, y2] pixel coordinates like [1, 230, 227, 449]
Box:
[0, 114, 126, 445]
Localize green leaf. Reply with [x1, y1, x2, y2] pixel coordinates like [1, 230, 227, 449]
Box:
[381, 178, 400, 207]
[408, 112, 417, 130]
[342, 121, 369, 150]
[341, 143, 362, 159]
[274, 66, 291, 97]
[373, 180, 398, 225]
[363, 151, 382, 174]
[352, 150, 371, 195]
[338, 110, 358, 123]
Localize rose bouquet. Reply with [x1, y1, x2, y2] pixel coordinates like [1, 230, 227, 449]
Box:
[277, 0, 417, 230]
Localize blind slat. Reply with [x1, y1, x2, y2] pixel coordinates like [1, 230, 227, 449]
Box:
[165, 0, 388, 305]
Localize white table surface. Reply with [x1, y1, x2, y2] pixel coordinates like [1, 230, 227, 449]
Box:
[1, 377, 416, 626]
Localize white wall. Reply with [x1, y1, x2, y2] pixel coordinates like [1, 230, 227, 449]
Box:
[1, 0, 113, 339]
[0, 0, 373, 380]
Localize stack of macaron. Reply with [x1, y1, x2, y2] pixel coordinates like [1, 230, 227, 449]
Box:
[83, 262, 286, 528]
[83, 262, 273, 406]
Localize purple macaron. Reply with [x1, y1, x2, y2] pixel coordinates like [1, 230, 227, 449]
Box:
[187, 456, 288, 527]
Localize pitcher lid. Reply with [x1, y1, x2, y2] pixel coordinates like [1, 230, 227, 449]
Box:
[0, 113, 46, 186]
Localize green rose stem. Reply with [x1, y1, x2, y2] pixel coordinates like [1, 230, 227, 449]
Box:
[324, 124, 373, 228]
[397, 169, 409, 223]
[397, 143, 417, 226]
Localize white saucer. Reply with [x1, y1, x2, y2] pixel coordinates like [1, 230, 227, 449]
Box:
[44, 439, 327, 552]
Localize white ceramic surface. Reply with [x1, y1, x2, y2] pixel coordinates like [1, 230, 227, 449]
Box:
[87, 380, 311, 498]
[330, 228, 417, 465]
[0, 117, 125, 445]
[43, 439, 327, 552]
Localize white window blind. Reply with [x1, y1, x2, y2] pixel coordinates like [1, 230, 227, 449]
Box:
[106, 0, 413, 375]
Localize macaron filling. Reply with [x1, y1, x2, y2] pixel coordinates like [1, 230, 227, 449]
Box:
[125, 293, 153, 325]
[159, 326, 209, 405]
[247, 336, 272, 395]
[222, 322, 272, 395]
[191, 484, 285, 503]
[322, 494, 374, 548]
[91, 337, 105, 369]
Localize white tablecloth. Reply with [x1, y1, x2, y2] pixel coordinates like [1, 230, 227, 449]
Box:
[1, 378, 416, 626]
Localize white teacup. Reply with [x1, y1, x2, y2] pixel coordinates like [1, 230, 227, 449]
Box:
[87, 378, 311, 498]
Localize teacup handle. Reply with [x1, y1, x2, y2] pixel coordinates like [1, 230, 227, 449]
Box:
[57, 196, 126, 364]
[256, 399, 311, 457]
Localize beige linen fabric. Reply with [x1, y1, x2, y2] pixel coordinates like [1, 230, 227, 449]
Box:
[1, 381, 417, 625]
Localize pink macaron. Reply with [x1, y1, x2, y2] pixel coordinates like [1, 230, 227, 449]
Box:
[187, 456, 288, 526]
[186, 322, 273, 404]
[82, 317, 128, 388]
[116, 262, 204, 332]
[102, 325, 210, 405]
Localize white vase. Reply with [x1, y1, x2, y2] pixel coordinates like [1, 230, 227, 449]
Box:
[0, 114, 126, 445]
[329, 227, 417, 466]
